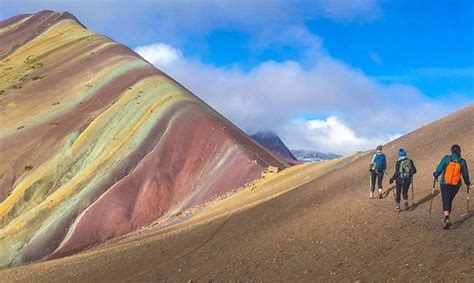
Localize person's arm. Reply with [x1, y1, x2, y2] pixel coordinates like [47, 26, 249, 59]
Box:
[434, 155, 448, 179]
[369, 154, 375, 170]
[411, 159, 417, 174]
[390, 160, 400, 183]
[461, 159, 471, 187]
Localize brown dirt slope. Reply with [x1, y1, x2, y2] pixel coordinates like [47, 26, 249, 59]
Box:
[1, 104, 473, 281]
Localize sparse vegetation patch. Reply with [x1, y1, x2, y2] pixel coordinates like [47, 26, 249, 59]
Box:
[27, 62, 43, 70]
[24, 55, 39, 65]
[6, 102, 17, 109]
[8, 85, 21, 90]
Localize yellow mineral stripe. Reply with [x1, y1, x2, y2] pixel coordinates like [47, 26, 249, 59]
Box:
[4, 19, 97, 61]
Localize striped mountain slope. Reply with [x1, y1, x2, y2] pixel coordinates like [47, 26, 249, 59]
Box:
[0, 10, 287, 267]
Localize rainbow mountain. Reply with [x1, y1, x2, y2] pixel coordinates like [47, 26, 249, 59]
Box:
[0, 10, 287, 267]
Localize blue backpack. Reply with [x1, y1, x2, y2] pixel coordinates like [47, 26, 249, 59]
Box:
[373, 153, 386, 171]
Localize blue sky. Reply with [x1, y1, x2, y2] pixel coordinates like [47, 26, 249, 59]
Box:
[1, 0, 473, 154]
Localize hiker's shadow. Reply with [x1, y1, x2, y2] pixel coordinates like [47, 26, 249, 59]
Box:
[451, 212, 473, 230]
[410, 190, 440, 211]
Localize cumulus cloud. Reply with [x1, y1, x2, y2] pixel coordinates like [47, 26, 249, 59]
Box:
[134, 43, 182, 65]
[135, 43, 463, 155]
[283, 117, 401, 154]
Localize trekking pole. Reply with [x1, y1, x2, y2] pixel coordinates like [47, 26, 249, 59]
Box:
[466, 186, 470, 218]
[429, 178, 438, 214]
[459, 186, 471, 230]
[468, 187, 470, 216]
[369, 169, 373, 197]
[468, 187, 471, 231]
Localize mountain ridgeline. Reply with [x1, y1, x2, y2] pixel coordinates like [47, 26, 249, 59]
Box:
[251, 131, 299, 165]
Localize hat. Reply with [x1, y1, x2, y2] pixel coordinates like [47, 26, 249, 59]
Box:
[451, 144, 461, 155]
[398, 148, 407, 158]
[376, 145, 383, 151]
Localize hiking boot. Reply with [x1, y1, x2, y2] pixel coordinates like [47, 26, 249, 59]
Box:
[395, 206, 401, 212]
[378, 192, 383, 199]
[442, 218, 451, 230]
[369, 192, 374, 199]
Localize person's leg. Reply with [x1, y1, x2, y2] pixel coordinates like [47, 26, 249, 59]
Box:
[440, 184, 450, 215]
[440, 184, 460, 229]
[377, 170, 384, 198]
[402, 182, 410, 209]
[370, 171, 376, 198]
[440, 184, 451, 228]
[446, 185, 460, 214]
[395, 183, 402, 210]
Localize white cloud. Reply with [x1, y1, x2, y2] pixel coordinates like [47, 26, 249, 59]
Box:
[135, 42, 463, 155]
[134, 43, 182, 65]
[283, 117, 402, 155]
[308, 116, 367, 146]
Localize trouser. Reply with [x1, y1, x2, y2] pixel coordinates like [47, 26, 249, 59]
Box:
[395, 181, 410, 204]
[440, 184, 460, 213]
[370, 170, 384, 192]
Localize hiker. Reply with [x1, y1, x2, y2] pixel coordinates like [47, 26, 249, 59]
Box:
[389, 148, 417, 211]
[433, 144, 471, 229]
[369, 145, 387, 199]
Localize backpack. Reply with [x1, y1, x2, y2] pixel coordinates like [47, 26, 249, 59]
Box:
[445, 158, 462, 186]
[373, 153, 385, 171]
[398, 159, 412, 183]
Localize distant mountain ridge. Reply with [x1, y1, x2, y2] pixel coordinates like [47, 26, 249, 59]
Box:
[251, 131, 341, 164]
[291, 149, 341, 163]
[251, 131, 299, 165]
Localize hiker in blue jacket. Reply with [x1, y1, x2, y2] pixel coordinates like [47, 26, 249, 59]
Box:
[369, 145, 386, 199]
[390, 148, 417, 211]
[433, 144, 470, 229]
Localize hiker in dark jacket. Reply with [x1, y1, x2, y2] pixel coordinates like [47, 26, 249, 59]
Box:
[433, 144, 471, 229]
[369, 145, 386, 199]
[390, 148, 417, 211]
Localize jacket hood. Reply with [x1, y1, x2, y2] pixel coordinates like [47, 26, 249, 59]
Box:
[450, 152, 462, 161]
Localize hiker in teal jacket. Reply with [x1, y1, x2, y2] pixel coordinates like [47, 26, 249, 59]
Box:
[433, 144, 471, 229]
